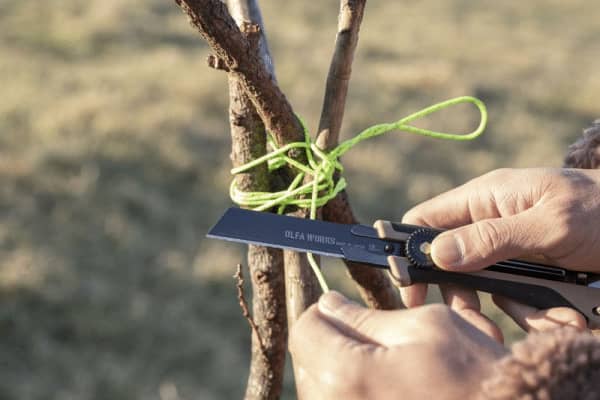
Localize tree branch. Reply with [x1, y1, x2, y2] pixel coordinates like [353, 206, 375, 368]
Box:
[244, 245, 286, 399]
[316, 0, 402, 309]
[228, 78, 287, 397]
[175, 0, 321, 326]
[224, 3, 287, 398]
[234, 263, 265, 355]
[227, 0, 275, 79]
[316, 0, 366, 151]
[174, 0, 302, 147]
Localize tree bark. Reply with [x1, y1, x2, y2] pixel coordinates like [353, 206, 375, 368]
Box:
[224, 3, 286, 398]
[227, 0, 275, 80]
[316, 0, 402, 309]
[174, 0, 303, 148]
[228, 55, 287, 400]
[316, 0, 367, 151]
[175, 0, 322, 327]
[174, 1, 404, 397]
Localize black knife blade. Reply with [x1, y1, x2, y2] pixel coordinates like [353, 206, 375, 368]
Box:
[207, 207, 400, 263]
[207, 207, 600, 327]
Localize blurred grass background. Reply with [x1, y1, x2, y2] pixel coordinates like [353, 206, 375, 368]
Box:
[0, 0, 599, 399]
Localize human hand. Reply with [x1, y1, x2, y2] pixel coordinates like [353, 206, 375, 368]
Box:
[289, 291, 507, 400]
[401, 168, 600, 336]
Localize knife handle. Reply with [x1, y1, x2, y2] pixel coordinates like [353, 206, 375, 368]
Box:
[387, 255, 600, 328]
[375, 221, 600, 328]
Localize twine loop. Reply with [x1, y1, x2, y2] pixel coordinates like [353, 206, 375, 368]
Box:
[229, 96, 488, 292]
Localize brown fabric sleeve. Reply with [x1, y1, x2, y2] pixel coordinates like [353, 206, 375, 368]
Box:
[478, 328, 600, 400]
[563, 119, 600, 169]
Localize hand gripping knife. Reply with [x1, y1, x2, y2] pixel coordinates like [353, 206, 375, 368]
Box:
[208, 208, 600, 327]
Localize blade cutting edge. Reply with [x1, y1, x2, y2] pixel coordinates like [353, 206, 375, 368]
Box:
[207, 208, 380, 259]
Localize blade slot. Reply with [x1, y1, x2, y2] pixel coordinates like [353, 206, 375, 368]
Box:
[490, 260, 570, 283]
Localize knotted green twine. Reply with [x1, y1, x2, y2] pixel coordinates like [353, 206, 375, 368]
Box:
[230, 96, 488, 293]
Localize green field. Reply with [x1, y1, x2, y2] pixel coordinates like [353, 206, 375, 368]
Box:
[1, 1, 599, 398]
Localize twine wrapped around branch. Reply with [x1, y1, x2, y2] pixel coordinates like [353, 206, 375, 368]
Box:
[230, 96, 488, 292]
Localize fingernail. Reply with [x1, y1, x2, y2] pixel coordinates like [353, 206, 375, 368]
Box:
[319, 291, 352, 316]
[432, 234, 464, 269]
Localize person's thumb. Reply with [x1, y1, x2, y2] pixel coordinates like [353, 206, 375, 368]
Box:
[431, 210, 542, 271]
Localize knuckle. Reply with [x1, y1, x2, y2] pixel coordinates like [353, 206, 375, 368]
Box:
[472, 220, 503, 259]
[495, 190, 518, 213]
[485, 168, 513, 182]
[533, 168, 557, 197]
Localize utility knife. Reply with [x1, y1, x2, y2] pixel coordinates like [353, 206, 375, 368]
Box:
[208, 207, 600, 328]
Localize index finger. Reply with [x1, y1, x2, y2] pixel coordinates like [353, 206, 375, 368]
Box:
[402, 168, 545, 229]
[492, 295, 587, 332]
[402, 178, 486, 229]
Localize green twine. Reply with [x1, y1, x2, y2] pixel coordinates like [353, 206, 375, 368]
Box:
[230, 96, 488, 293]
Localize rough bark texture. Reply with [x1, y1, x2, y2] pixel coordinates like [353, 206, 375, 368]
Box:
[316, 0, 402, 309]
[175, 2, 404, 396]
[229, 76, 287, 400]
[316, 0, 367, 151]
[227, 0, 275, 80]
[225, 4, 286, 398]
[174, 0, 303, 148]
[243, 245, 286, 399]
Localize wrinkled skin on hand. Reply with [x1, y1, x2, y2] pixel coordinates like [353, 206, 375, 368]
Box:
[290, 168, 600, 399]
[289, 292, 507, 400]
[401, 168, 600, 337]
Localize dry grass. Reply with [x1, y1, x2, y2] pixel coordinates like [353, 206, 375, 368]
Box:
[1, 0, 599, 398]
